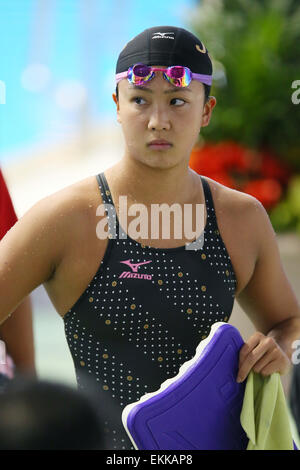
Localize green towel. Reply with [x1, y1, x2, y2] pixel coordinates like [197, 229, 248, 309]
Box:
[240, 370, 294, 450]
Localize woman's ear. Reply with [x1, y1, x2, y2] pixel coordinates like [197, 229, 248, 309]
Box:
[201, 96, 217, 128]
[112, 93, 121, 124]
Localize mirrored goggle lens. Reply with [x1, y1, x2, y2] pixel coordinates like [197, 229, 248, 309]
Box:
[129, 64, 152, 84]
[133, 64, 152, 77]
[129, 64, 192, 87]
[168, 66, 185, 79]
[166, 67, 191, 87]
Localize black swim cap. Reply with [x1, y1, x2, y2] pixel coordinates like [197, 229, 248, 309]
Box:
[116, 25, 213, 81]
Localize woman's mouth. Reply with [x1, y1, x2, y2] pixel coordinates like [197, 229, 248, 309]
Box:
[148, 143, 172, 150]
[147, 140, 172, 150]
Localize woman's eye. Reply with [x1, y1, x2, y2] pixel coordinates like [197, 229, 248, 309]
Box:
[131, 97, 186, 106]
[132, 97, 146, 105]
[171, 98, 186, 106]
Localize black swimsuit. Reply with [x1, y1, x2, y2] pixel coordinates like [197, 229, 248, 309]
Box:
[63, 172, 237, 450]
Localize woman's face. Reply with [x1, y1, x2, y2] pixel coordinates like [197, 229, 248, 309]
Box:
[113, 66, 216, 170]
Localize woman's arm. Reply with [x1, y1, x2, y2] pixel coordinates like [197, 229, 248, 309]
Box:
[0, 193, 66, 328]
[0, 295, 36, 375]
[236, 198, 300, 381]
[0, 170, 36, 375]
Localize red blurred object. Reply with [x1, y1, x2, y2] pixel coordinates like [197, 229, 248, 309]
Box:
[240, 178, 282, 209]
[205, 172, 235, 188]
[0, 169, 18, 240]
[260, 149, 292, 185]
[189, 141, 291, 210]
[189, 141, 253, 175]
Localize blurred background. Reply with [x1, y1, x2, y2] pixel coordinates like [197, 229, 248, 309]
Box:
[1, 0, 300, 444]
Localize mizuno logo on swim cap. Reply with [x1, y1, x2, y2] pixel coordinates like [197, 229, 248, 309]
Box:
[152, 32, 175, 40]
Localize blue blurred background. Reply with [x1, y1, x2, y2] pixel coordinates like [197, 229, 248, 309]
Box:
[0, 0, 198, 165]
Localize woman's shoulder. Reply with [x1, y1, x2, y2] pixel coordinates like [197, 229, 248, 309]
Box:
[23, 175, 103, 239]
[203, 175, 263, 215]
[38, 174, 101, 212]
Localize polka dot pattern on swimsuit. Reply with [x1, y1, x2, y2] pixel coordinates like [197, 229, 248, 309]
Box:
[63, 173, 237, 450]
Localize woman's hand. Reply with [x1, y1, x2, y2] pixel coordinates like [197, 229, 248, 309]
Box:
[236, 331, 292, 383]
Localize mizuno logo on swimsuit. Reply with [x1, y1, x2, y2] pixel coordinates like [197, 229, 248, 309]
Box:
[120, 259, 152, 273]
[119, 271, 152, 280]
[119, 259, 152, 280]
[152, 32, 175, 40]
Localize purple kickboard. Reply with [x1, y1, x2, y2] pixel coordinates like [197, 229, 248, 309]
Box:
[122, 322, 249, 450]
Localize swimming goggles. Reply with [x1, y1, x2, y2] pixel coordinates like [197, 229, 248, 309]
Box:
[115, 63, 212, 88]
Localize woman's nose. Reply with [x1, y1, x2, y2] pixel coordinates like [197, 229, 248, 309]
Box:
[147, 107, 171, 131]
